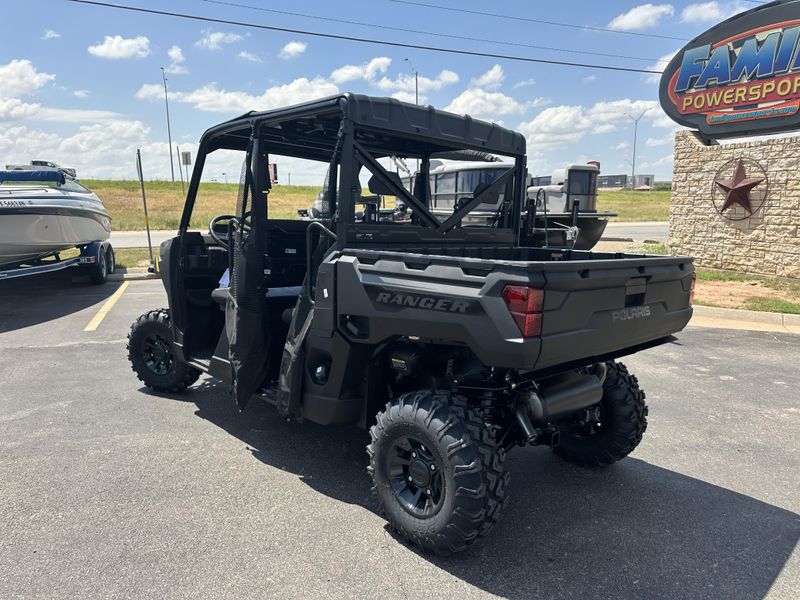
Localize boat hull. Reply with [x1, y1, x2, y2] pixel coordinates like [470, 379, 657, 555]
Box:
[0, 199, 111, 268]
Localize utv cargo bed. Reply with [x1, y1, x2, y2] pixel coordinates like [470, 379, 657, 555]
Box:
[334, 246, 693, 373]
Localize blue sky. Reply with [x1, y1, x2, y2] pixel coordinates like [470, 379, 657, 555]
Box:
[0, 0, 755, 182]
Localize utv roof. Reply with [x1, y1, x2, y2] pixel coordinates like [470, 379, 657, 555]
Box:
[201, 93, 526, 160]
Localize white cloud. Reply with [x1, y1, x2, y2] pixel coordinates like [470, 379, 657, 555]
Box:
[87, 35, 151, 59]
[612, 141, 630, 150]
[73, 90, 90, 98]
[644, 49, 678, 84]
[680, 1, 747, 22]
[165, 45, 187, 74]
[195, 30, 243, 50]
[518, 106, 592, 150]
[471, 65, 504, 90]
[513, 78, 536, 88]
[238, 51, 262, 63]
[376, 69, 459, 93]
[444, 88, 527, 123]
[517, 99, 663, 150]
[42, 30, 61, 40]
[608, 4, 674, 31]
[330, 57, 391, 84]
[582, 75, 598, 84]
[0, 97, 120, 123]
[0, 119, 155, 179]
[279, 41, 307, 59]
[639, 154, 674, 169]
[391, 90, 426, 104]
[136, 77, 339, 113]
[0, 59, 55, 98]
[645, 133, 673, 147]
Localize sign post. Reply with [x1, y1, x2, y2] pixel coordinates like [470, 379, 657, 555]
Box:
[135, 149, 156, 273]
[180, 151, 192, 191]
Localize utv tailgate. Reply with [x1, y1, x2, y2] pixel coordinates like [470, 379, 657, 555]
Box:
[535, 258, 693, 370]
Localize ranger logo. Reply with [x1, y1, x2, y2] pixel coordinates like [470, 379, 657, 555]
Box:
[370, 289, 477, 314]
[612, 305, 652, 323]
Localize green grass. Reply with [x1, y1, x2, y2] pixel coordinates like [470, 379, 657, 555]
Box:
[88, 180, 320, 230]
[596, 189, 670, 222]
[695, 269, 753, 282]
[696, 269, 800, 293]
[744, 297, 800, 314]
[621, 242, 668, 255]
[114, 247, 155, 269]
[60, 246, 154, 269]
[85, 180, 671, 230]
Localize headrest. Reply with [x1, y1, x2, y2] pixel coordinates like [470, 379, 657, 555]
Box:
[368, 172, 404, 196]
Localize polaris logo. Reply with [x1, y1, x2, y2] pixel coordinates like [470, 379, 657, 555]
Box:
[612, 305, 652, 323]
[373, 291, 471, 313]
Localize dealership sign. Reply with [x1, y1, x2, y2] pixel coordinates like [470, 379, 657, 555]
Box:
[659, 0, 800, 138]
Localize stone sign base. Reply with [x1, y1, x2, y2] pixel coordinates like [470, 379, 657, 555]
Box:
[669, 130, 800, 279]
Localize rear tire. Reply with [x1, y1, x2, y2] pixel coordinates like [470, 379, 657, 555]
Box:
[127, 309, 201, 393]
[106, 246, 115, 275]
[367, 390, 510, 555]
[553, 361, 647, 467]
[89, 248, 108, 285]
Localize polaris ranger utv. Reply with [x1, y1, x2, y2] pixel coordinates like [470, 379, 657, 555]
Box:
[128, 94, 694, 554]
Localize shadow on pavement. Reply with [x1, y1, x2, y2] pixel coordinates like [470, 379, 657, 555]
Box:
[0, 270, 118, 334]
[186, 381, 798, 600]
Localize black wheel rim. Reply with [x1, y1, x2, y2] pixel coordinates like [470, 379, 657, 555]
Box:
[141, 332, 174, 376]
[387, 436, 444, 518]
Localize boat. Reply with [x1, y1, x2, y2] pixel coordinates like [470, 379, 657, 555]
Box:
[418, 159, 616, 250]
[0, 167, 111, 269]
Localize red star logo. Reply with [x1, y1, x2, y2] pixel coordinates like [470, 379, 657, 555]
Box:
[714, 159, 764, 214]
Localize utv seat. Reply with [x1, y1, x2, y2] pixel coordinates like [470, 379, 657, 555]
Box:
[210, 286, 301, 325]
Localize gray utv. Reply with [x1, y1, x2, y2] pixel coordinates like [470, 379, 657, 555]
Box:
[128, 94, 694, 554]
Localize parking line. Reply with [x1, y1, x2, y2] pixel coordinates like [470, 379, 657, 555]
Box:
[84, 281, 129, 332]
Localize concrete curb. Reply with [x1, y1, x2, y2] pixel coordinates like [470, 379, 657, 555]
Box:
[600, 236, 634, 242]
[109, 270, 159, 282]
[692, 305, 800, 333]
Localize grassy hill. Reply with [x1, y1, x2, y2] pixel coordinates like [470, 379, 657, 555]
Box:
[85, 180, 671, 230]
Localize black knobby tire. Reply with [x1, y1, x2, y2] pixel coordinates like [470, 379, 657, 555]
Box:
[127, 309, 201, 393]
[367, 390, 510, 555]
[553, 361, 647, 467]
[89, 248, 108, 285]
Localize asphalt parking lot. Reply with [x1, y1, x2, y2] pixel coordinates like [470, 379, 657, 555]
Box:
[1, 273, 798, 600]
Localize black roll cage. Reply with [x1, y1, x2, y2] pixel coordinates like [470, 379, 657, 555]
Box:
[179, 93, 528, 250]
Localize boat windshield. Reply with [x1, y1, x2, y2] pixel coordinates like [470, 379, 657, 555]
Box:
[0, 175, 91, 194]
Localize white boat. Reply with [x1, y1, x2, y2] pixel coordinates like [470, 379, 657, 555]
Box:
[0, 168, 111, 269]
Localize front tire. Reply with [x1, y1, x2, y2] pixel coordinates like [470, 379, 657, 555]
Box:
[367, 390, 509, 555]
[127, 309, 201, 393]
[553, 361, 647, 467]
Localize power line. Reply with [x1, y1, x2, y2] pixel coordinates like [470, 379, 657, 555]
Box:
[66, 0, 664, 74]
[388, 0, 690, 42]
[198, 0, 670, 63]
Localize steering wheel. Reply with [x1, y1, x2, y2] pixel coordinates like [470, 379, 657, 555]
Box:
[208, 213, 251, 249]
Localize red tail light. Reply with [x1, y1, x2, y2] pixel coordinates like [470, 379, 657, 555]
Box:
[502, 285, 544, 337]
[689, 272, 696, 305]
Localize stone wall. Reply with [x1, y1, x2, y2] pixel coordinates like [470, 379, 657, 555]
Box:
[670, 130, 800, 279]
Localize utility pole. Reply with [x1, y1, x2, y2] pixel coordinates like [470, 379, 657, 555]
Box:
[627, 108, 651, 189]
[404, 58, 419, 105]
[404, 58, 420, 175]
[222, 172, 228, 185]
[161, 67, 175, 182]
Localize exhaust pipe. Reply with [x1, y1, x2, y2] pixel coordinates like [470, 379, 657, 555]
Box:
[523, 364, 606, 423]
